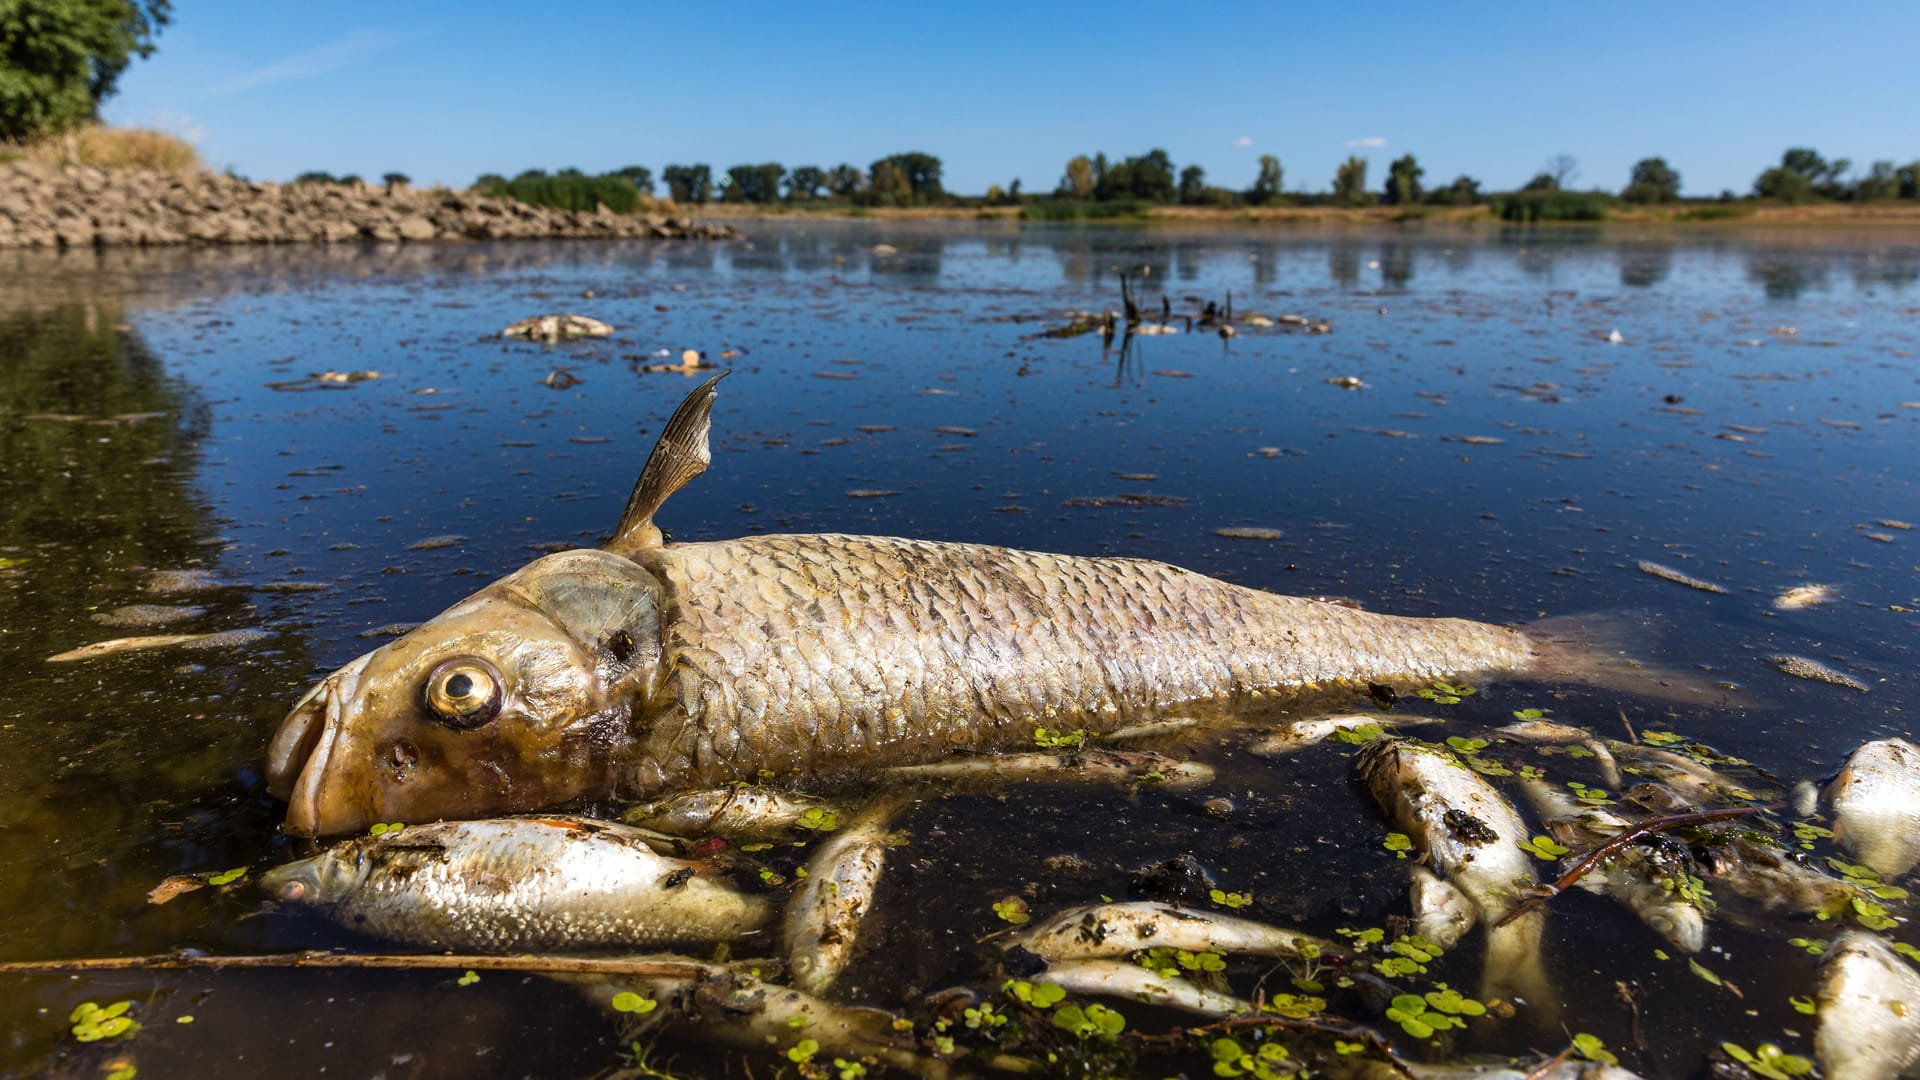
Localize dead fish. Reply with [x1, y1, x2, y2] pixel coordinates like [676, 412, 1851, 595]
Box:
[267, 375, 1709, 837]
[784, 802, 897, 995]
[1815, 931, 1920, 1080]
[1636, 560, 1728, 594]
[1827, 738, 1920, 880]
[1039, 959, 1251, 1017]
[623, 786, 836, 837]
[1774, 584, 1836, 611]
[1408, 864, 1476, 948]
[90, 604, 205, 628]
[260, 816, 770, 952]
[1337, 1061, 1646, 1080]
[1691, 829, 1864, 920]
[572, 962, 953, 1080]
[1516, 776, 1709, 952]
[1769, 654, 1870, 693]
[1247, 714, 1410, 757]
[1356, 738, 1551, 1013]
[501, 314, 613, 340]
[1609, 742, 1770, 805]
[46, 628, 267, 662]
[1007, 901, 1333, 963]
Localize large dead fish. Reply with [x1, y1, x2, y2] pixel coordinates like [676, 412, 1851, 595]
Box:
[267, 375, 1704, 837]
[260, 815, 770, 951]
[1815, 931, 1920, 1080]
[1827, 738, 1920, 880]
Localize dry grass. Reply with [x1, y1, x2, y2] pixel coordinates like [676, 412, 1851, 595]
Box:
[4, 125, 202, 172]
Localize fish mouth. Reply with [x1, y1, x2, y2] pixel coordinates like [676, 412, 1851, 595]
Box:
[267, 653, 373, 838]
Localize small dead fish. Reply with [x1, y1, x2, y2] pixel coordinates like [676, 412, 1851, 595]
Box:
[501, 314, 613, 340]
[90, 604, 205, 628]
[1357, 738, 1551, 1013]
[785, 803, 896, 995]
[1827, 738, 1920, 880]
[1212, 526, 1285, 541]
[1007, 901, 1333, 963]
[1408, 864, 1476, 949]
[1774, 584, 1836, 611]
[48, 631, 246, 662]
[1516, 777, 1709, 952]
[1693, 830, 1863, 920]
[407, 534, 466, 551]
[1247, 714, 1410, 757]
[1610, 742, 1769, 805]
[1636, 560, 1728, 594]
[1769, 654, 1870, 693]
[1040, 959, 1250, 1017]
[624, 786, 835, 837]
[1816, 931, 1920, 1080]
[261, 816, 770, 952]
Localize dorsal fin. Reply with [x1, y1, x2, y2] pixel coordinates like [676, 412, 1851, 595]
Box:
[606, 372, 726, 554]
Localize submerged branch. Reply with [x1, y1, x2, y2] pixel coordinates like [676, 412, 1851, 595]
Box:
[1495, 803, 1775, 929]
[0, 949, 728, 979]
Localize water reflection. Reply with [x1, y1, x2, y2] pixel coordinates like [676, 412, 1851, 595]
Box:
[1746, 250, 1832, 300]
[1616, 242, 1675, 288]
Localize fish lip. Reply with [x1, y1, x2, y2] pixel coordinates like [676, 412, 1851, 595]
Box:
[275, 654, 372, 838]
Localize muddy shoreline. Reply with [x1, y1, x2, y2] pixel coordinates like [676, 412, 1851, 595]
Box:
[0, 162, 739, 249]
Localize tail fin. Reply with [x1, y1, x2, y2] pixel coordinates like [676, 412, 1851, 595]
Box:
[1522, 613, 1750, 707]
[1482, 912, 1559, 1031]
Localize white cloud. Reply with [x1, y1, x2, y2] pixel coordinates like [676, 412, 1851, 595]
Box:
[207, 29, 424, 96]
[1232, 136, 1254, 149]
[1344, 136, 1388, 149]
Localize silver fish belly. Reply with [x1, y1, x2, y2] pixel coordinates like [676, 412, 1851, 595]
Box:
[261, 816, 771, 952]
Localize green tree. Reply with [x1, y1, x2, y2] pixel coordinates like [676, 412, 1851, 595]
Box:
[865, 152, 943, 203]
[1332, 155, 1369, 206]
[1384, 153, 1423, 205]
[1096, 148, 1175, 202]
[1246, 154, 1284, 206]
[1425, 174, 1481, 206]
[1621, 156, 1680, 203]
[863, 158, 910, 206]
[1060, 155, 1094, 198]
[610, 165, 653, 196]
[663, 164, 712, 204]
[1759, 147, 1850, 200]
[1855, 160, 1898, 201]
[784, 165, 824, 202]
[1177, 164, 1206, 205]
[1899, 162, 1920, 200]
[1521, 172, 1559, 193]
[0, 0, 171, 140]
[824, 163, 861, 197]
[723, 163, 783, 204]
[381, 171, 410, 188]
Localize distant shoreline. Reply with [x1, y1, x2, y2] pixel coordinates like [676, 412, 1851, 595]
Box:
[686, 201, 1920, 227]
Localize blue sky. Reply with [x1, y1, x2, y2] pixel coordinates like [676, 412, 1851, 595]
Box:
[105, 2, 1920, 198]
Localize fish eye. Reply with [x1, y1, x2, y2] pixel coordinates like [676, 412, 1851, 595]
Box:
[276, 879, 307, 902]
[422, 658, 503, 729]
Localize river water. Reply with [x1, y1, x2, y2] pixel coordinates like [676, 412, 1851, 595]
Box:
[0, 223, 1915, 1078]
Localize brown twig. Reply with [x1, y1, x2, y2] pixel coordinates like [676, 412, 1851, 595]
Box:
[1495, 803, 1775, 928]
[1618, 707, 1638, 745]
[1522, 1047, 1574, 1080]
[0, 949, 723, 980]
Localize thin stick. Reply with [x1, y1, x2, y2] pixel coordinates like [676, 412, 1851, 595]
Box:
[1495, 803, 1773, 928]
[1618, 707, 1638, 745]
[0, 950, 722, 980]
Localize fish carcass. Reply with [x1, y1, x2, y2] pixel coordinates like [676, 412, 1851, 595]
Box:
[268, 375, 1706, 837]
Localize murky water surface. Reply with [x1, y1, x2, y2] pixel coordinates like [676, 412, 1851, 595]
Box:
[1, 224, 1915, 1078]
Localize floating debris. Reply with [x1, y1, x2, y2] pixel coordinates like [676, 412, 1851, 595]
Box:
[1213, 526, 1285, 541]
[1605, 329, 1626, 344]
[845, 489, 898, 499]
[314, 370, 379, 383]
[47, 627, 267, 662]
[258, 581, 328, 593]
[408, 535, 467, 551]
[145, 569, 222, 594]
[933, 425, 977, 437]
[870, 243, 897, 256]
[1444, 435, 1505, 446]
[1880, 520, 1913, 530]
[541, 368, 582, 390]
[91, 604, 205, 628]
[501, 314, 613, 340]
[1768, 654, 1869, 692]
[1636, 560, 1728, 594]
[1062, 493, 1189, 508]
[1773, 584, 1836, 611]
[1326, 376, 1367, 390]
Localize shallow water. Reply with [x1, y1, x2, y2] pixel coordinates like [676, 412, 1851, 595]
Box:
[0, 223, 1915, 1078]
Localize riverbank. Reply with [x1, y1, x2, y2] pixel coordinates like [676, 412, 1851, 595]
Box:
[691, 200, 1920, 226]
[0, 162, 739, 249]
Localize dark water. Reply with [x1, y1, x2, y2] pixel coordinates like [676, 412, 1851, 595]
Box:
[0, 223, 1915, 1078]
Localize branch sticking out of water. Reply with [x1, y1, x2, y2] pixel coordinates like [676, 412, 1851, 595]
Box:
[1494, 803, 1776, 929]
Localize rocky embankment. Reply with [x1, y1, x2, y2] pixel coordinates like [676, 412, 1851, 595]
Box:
[0, 162, 738, 248]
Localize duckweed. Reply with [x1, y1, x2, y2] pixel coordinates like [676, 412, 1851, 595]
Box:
[69, 1000, 138, 1043]
[456, 970, 479, 987]
[1382, 832, 1413, 858]
[1721, 1042, 1814, 1079]
[611, 992, 658, 1014]
[786, 1038, 819, 1064]
[1033, 727, 1085, 749]
[1051, 1002, 1125, 1040]
[1208, 888, 1253, 909]
[1005, 980, 1067, 1008]
[992, 896, 1031, 924]
[205, 866, 247, 887]
[1519, 835, 1571, 860]
[1572, 1032, 1619, 1065]
[1210, 1037, 1299, 1080]
[1641, 730, 1686, 747]
[1415, 680, 1477, 705]
[796, 807, 840, 832]
[1789, 995, 1817, 1015]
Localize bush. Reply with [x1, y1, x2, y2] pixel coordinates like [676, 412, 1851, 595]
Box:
[1021, 198, 1151, 220]
[13, 124, 199, 171]
[475, 172, 642, 214]
[1491, 190, 1612, 222]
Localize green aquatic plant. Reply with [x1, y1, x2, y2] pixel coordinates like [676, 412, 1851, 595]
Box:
[1519, 835, 1571, 861]
[833, 1059, 867, 1080]
[1209, 888, 1253, 909]
[1689, 958, 1724, 986]
[1571, 1032, 1618, 1065]
[69, 1000, 138, 1042]
[786, 1038, 819, 1064]
[1033, 727, 1085, 749]
[611, 991, 658, 1014]
[1465, 756, 1514, 777]
[1384, 993, 1462, 1038]
[796, 807, 840, 832]
[1895, 942, 1920, 964]
[1788, 937, 1827, 956]
[205, 866, 247, 886]
[1791, 822, 1835, 849]
[1382, 832, 1413, 858]
[1721, 1043, 1814, 1079]
[367, 822, 405, 837]
[962, 1002, 1008, 1030]
[1828, 858, 1910, 901]
[1789, 995, 1817, 1015]
[1209, 1036, 1299, 1080]
[1005, 980, 1067, 1008]
[992, 896, 1031, 924]
[1566, 780, 1611, 803]
[1445, 736, 1487, 754]
[1517, 764, 1546, 780]
[456, 970, 479, 987]
[1052, 1002, 1125, 1040]
[1333, 723, 1388, 745]
[1261, 993, 1326, 1019]
[1511, 707, 1547, 720]
[1416, 681, 1476, 705]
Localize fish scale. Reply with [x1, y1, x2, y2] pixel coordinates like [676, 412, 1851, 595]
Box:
[624, 533, 1534, 792]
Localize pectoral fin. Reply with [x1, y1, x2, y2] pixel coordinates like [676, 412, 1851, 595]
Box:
[607, 372, 726, 554]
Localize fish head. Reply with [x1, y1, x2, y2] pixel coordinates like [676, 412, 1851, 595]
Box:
[266, 549, 666, 837]
[261, 844, 371, 906]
